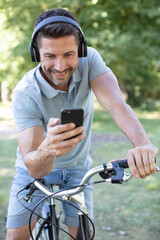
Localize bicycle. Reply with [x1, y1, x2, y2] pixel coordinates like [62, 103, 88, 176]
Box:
[17, 159, 159, 240]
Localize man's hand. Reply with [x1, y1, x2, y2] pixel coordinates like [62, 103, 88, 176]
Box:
[127, 143, 158, 179]
[19, 118, 86, 178]
[44, 118, 86, 156]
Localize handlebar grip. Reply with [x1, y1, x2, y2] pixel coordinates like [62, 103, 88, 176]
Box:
[117, 159, 129, 168]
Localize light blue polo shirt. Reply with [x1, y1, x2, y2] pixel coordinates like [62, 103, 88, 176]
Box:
[12, 47, 111, 171]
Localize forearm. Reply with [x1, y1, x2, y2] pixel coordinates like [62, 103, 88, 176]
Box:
[24, 142, 55, 179]
[91, 72, 150, 146]
[110, 101, 150, 147]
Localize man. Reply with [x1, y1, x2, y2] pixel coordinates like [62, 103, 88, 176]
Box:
[6, 8, 158, 240]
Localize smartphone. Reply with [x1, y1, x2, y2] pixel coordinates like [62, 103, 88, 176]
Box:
[61, 108, 84, 127]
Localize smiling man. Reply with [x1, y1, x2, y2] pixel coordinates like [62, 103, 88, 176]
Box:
[6, 8, 158, 240]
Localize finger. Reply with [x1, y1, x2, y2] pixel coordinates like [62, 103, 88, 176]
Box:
[151, 146, 158, 174]
[141, 145, 158, 175]
[55, 144, 77, 156]
[148, 151, 156, 175]
[53, 133, 86, 156]
[141, 151, 151, 176]
[54, 123, 76, 135]
[66, 132, 86, 143]
[48, 118, 60, 127]
[127, 150, 140, 179]
[47, 122, 76, 138]
[49, 125, 85, 142]
[154, 146, 159, 156]
[134, 147, 146, 179]
[60, 132, 86, 147]
[61, 126, 85, 141]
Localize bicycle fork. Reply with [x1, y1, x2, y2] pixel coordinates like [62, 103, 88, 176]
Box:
[69, 192, 91, 240]
[76, 212, 91, 240]
[49, 186, 62, 240]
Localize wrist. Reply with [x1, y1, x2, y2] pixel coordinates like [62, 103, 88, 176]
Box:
[134, 141, 151, 147]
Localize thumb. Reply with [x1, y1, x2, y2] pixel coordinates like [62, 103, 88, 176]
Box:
[48, 118, 60, 127]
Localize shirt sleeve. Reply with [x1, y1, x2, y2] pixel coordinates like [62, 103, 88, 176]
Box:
[87, 47, 111, 83]
[12, 91, 43, 132]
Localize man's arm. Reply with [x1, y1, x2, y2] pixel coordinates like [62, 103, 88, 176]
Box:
[18, 118, 86, 179]
[91, 71, 158, 178]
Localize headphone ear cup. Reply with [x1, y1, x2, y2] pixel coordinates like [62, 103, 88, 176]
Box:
[30, 43, 40, 62]
[78, 39, 87, 58]
[83, 40, 87, 57]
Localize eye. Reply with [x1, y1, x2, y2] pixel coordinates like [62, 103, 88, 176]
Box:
[44, 54, 56, 59]
[46, 55, 53, 59]
[65, 52, 74, 58]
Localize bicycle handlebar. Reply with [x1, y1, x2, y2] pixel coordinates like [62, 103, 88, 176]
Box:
[24, 158, 160, 203]
[24, 159, 131, 202]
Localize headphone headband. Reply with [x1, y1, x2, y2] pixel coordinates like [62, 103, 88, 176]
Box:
[30, 16, 87, 62]
[32, 16, 84, 39]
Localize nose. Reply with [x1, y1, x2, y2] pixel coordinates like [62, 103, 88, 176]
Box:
[54, 57, 66, 72]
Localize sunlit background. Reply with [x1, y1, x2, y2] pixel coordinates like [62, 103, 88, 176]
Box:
[0, 1, 160, 239]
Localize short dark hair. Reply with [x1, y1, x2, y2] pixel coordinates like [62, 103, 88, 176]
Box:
[34, 8, 80, 49]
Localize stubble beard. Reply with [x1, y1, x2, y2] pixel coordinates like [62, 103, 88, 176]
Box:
[43, 66, 76, 87]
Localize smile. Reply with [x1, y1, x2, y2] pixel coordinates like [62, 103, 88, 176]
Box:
[52, 71, 68, 80]
[54, 72, 66, 76]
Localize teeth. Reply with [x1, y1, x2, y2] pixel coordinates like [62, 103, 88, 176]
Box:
[53, 72, 66, 76]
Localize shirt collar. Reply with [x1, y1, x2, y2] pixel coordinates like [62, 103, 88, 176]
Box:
[35, 64, 81, 99]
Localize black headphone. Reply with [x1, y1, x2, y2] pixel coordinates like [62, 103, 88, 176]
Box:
[30, 16, 87, 62]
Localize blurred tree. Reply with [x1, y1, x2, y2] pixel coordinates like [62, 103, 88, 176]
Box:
[1, 0, 160, 107]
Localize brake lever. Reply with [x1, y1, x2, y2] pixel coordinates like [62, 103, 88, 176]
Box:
[122, 166, 159, 182]
[122, 172, 133, 182]
[24, 178, 46, 203]
[104, 164, 159, 184]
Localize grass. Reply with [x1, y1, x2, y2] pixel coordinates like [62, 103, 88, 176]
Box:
[0, 101, 160, 240]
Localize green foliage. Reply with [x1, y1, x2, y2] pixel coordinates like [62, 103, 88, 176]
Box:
[1, 0, 160, 106]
